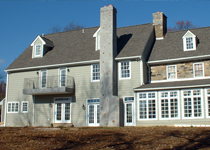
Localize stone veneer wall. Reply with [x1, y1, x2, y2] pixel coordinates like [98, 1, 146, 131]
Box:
[151, 60, 210, 81]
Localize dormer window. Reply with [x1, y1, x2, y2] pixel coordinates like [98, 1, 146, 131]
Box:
[93, 27, 100, 51]
[182, 30, 196, 51]
[31, 35, 53, 58]
[35, 45, 41, 57]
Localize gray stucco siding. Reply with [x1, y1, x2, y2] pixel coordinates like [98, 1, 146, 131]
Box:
[136, 88, 210, 126]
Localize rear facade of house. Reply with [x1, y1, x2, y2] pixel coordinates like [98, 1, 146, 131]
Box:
[4, 5, 210, 127]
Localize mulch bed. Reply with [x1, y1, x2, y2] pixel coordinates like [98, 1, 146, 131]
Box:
[0, 126, 210, 149]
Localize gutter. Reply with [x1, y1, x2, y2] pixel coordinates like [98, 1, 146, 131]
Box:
[134, 84, 210, 92]
[148, 54, 210, 65]
[115, 56, 141, 61]
[5, 59, 100, 72]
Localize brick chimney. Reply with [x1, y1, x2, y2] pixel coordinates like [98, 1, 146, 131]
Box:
[99, 5, 119, 127]
[153, 12, 167, 40]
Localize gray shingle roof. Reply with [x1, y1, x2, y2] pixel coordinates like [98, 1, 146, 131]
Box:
[135, 78, 210, 91]
[6, 24, 153, 70]
[41, 36, 54, 46]
[149, 27, 210, 62]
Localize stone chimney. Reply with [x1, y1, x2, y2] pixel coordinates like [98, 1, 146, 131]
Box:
[99, 5, 119, 127]
[153, 12, 167, 40]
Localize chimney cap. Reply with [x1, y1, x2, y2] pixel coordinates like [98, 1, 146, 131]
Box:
[109, 4, 113, 6]
[157, 11, 160, 13]
[104, 5, 107, 7]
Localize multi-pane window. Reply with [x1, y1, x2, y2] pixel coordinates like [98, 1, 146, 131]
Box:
[159, 91, 179, 119]
[21, 101, 28, 113]
[182, 89, 203, 118]
[60, 68, 66, 87]
[139, 92, 156, 120]
[8, 102, 19, 113]
[194, 63, 204, 77]
[41, 70, 47, 88]
[35, 45, 41, 56]
[120, 61, 130, 79]
[92, 64, 100, 81]
[167, 65, 176, 80]
[186, 37, 194, 50]
[206, 89, 210, 117]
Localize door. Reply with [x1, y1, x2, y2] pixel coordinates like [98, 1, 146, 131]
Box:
[88, 104, 100, 126]
[124, 97, 134, 126]
[55, 102, 71, 123]
[59, 68, 66, 87]
[40, 70, 47, 88]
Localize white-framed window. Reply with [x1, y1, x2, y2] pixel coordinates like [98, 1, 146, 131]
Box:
[193, 63, 204, 78]
[59, 68, 66, 87]
[182, 30, 196, 51]
[166, 65, 177, 80]
[35, 45, 41, 57]
[91, 64, 100, 81]
[7, 102, 19, 113]
[159, 90, 179, 120]
[119, 61, 131, 79]
[21, 101, 28, 113]
[40, 70, 47, 88]
[205, 88, 210, 118]
[138, 92, 157, 120]
[182, 89, 203, 119]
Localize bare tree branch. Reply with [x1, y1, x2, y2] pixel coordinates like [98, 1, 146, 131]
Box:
[168, 20, 200, 32]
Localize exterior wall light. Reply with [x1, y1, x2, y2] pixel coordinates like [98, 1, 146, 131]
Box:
[82, 104, 86, 110]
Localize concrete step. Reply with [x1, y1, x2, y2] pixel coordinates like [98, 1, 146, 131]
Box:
[52, 123, 74, 128]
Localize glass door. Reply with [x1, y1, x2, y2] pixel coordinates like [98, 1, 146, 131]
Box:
[124, 97, 134, 126]
[59, 68, 66, 87]
[55, 102, 71, 123]
[88, 104, 100, 126]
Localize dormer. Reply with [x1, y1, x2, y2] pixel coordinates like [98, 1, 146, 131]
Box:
[93, 27, 100, 51]
[30, 35, 53, 58]
[182, 30, 197, 51]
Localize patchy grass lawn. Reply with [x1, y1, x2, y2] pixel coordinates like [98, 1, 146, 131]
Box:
[0, 126, 210, 149]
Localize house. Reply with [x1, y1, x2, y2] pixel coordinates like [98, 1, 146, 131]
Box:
[4, 5, 210, 127]
[4, 5, 154, 127]
[134, 16, 210, 127]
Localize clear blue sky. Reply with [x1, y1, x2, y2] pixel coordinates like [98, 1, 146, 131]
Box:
[0, 1, 210, 80]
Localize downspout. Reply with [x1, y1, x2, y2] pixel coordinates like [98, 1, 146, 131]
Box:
[4, 73, 9, 127]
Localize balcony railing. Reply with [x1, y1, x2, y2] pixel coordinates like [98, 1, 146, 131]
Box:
[23, 75, 74, 95]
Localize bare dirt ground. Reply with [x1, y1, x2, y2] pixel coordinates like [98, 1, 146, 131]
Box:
[0, 126, 210, 150]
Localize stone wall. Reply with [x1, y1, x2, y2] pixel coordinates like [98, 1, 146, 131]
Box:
[151, 65, 166, 80]
[150, 60, 210, 81]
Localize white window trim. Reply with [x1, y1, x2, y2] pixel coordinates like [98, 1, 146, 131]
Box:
[7, 101, 19, 113]
[54, 97, 72, 123]
[137, 91, 157, 121]
[59, 68, 67, 87]
[40, 69, 47, 88]
[182, 30, 196, 51]
[205, 88, 210, 118]
[181, 88, 204, 119]
[166, 65, 177, 80]
[123, 96, 135, 126]
[86, 98, 100, 127]
[193, 62, 204, 78]
[33, 44, 42, 58]
[119, 60, 131, 80]
[91, 64, 100, 82]
[159, 90, 180, 120]
[21, 101, 29, 113]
